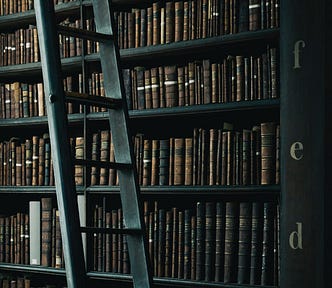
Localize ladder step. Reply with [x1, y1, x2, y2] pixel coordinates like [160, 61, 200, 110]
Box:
[80, 226, 142, 235]
[74, 158, 132, 170]
[57, 25, 113, 43]
[65, 91, 122, 109]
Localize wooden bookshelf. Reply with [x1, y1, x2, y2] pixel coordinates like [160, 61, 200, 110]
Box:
[0, 0, 282, 287]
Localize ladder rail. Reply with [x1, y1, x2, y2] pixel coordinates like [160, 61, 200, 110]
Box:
[92, 1, 153, 287]
[34, 1, 87, 288]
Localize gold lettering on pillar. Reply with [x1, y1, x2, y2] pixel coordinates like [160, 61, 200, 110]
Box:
[289, 222, 303, 250]
[293, 40, 306, 69]
[290, 141, 304, 160]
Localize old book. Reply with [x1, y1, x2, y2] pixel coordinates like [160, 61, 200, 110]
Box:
[152, 1, 161, 45]
[122, 68, 132, 110]
[142, 139, 152, 186]
[261, 202, 276, 285]
[224, 201, 239, 283]
[275, 124, 280, 184]
[144, 69, 152, 109]
[190, 215, 196, 280]
[140, 8, 147, 47]
[184, 138, 193, 185]
[165, 65, 178, 107]
[177, 66, 185, 106]
[41, 197, 53, 267]
[249, 0, 261, 30]
[31, 136, 39, 186]
[208, 129, 217, 185]
[157, 209, 166, 277]
[151, 139, 159, 185]
[117, 209, 123, 273]
[242, 129, 251, 185]
[171, 207, 178, 278]
[165, 210, 172, 277]
[109, 134, 117, 186]
[251, 125, 261, 184]
[0, 216, 4, 262]
[43, 133, 50, 186]
[147, 6, 153, 46]
[111, 209, 118, 272]
[239, 0, 249, 32]
[38, 137, 44, 186]
[55, 210, 62, 268]
[151, 67, 160, 108]
[249, 202, 263, 285]
[159, 139, 169, 185]
[203, 59, 211, 104]
[100, 130, 110, 185]
[29, 201, 40, 265]
[237, 202, 252, 284]
[261, 122, 276, 184]
[214, 201, 225, 282]
[153, 201, 159, 276]
[236, 56, 244, 101]
[90, 132, 100, 186]
[135, 66, 145, 110]
[195, 201, 205, 281]
[74, 137, 84, 186]
[134, 8, 141, 48]
[205, 202, 215, 281]
[175, 1, 184, 42]
[165, 1, 175, 43]
[15, 145, 22, 186]
[183, 209, 191, 279]
[177, 210, 184, 278]
[174, 138, 185, 185]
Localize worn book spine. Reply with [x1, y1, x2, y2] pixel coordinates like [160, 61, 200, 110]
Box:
[100, 130, 109, 185]
[158, 209, 166, 277]
[237, 202, 252, 284]
[31, 136, 39, 186]
[165, 1, 175, 43]
[165, 210, 172, 277]
[151, 139, 159, 185]
[159, 139, 169, 185]
[143, 139, 152, 186]
[41, 197, 52, 267]
[224, 201, 239, 283]
[195, 201, 204, 281]
[261, 122, 276, 184]
[261, 202, 276, 285]
[204, 202, 215, 281]
[152, 2, 160, 45]
[174, 138, 185, 185]
[184, 137, 193, 185]
[177, 210, 184, 278]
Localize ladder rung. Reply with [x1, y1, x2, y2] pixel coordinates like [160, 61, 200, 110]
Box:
[80, 227, 142, 235]
[57, 25, 113, 43]
[74, 158, 132, 170]
[65, 91, 122, 109]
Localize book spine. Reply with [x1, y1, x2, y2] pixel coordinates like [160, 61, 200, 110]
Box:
[41, 197, 52, 267]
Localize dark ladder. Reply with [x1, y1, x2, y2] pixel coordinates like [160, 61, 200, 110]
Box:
[34, 1, 152, 288]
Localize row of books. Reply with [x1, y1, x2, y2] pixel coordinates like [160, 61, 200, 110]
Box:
[0, 196, 278, 286]
[0, 276, 63, 288]
[92, 198, 279, 285]
[0, 0, 74, 16]
[113, 0, 280, 49]
[0, 198, 64, 269]
[0, 47, 278, 119]
[0, 76, 83, 119]
[0, 121, 279, 187]
[93, 122, 280, 186]
[128, 48, 278, 111]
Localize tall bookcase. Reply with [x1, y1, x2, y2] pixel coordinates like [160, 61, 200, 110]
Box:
[0, 0, 325, 287]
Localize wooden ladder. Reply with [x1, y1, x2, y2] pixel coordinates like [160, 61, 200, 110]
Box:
[34, 1, 152, 287]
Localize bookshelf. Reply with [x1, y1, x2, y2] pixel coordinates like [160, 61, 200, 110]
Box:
[0, 0, 286, 287]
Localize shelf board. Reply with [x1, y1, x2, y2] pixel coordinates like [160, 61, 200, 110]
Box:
[0, 113, 84, 128]
[0, 263, 65, 276]
[0, 99, 279, 128]
[86, 99, 280, 121]
[87, 271, 278, 288]
[119, 28, 279, 64]
[0, 29, 279, 81]
[87, 185, 280, 196]
[0, 186, 84, 194]
[0, 1, 93, 31]
[0, 265, 278, 288]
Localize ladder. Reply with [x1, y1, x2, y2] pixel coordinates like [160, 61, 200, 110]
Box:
[34, 1, 152, 288]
